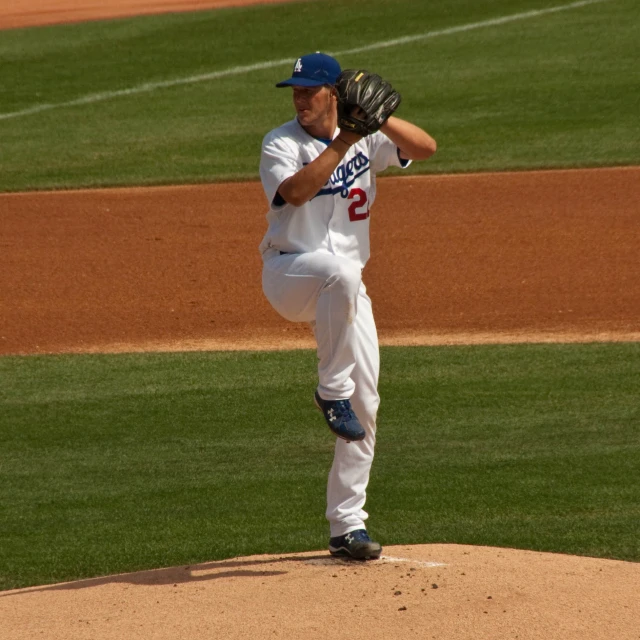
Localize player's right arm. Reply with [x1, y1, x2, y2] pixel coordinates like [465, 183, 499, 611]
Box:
[277, 132, 359, 207]
[380, 116, 436, 161]
[260, 126, 363, 209]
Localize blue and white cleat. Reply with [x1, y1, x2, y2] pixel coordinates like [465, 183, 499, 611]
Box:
[329, 529, 382, 560]
[314, 391, 366, 442]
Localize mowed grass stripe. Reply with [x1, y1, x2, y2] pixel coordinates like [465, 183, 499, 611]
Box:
[1, 343, 638, 590]
[0, 0, 608, 122]
[1, 0, 638, 189]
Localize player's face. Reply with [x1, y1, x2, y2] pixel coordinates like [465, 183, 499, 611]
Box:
[292, 85, 335, 130]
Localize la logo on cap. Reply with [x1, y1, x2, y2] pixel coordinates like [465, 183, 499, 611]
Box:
[294, 58, 303, 73]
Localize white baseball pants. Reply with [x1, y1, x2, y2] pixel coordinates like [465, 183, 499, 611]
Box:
[262, 249, 380, 537]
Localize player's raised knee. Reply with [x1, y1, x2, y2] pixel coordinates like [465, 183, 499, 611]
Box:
[325, 261, 362, 296]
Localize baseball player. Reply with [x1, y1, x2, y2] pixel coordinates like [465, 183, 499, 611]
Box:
[259, 52, 436, 559]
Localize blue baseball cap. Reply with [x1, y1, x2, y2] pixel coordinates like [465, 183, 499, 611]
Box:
[276, 52, 341, 87]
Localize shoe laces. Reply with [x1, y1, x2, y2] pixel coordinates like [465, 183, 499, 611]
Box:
[348, 529, 371, 543]
[332, 399, 356, 421]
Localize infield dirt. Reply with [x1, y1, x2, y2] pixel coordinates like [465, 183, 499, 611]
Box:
[1, 168, 638, 356]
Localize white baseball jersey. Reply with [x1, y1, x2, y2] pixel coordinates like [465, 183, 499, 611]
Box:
[259, 118, 410, 268]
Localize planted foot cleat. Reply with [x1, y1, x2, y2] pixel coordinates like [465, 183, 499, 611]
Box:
[314, 391, 366, 442]
[329, 529, 382, 560]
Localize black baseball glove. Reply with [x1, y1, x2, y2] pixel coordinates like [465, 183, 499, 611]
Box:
[335, 69, 402, 137]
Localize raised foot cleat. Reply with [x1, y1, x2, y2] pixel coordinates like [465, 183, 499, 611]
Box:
[329, 529, 382, 560]
[314, 391, 366, 442]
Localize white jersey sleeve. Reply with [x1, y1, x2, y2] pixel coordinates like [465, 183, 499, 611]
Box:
[260, 127, 301, 208]
[368, 130, 412, 174]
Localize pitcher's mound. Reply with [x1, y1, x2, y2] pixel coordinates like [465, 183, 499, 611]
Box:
[3, 544, 639, 639]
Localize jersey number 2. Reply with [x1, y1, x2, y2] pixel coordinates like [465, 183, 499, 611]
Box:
[348, 188, 369, 222]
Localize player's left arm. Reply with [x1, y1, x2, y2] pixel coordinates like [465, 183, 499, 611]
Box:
[380, 116, 437, 161]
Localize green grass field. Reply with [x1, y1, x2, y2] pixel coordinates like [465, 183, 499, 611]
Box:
[1, 344, 638, 590]
[1, 0, 638, 591]
[0, 0, 638, 191]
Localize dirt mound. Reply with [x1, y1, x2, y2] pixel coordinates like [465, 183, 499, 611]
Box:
[3, 544, 638, 639]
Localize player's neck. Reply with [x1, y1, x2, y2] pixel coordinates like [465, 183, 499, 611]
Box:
[299, 112, 338, 140]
